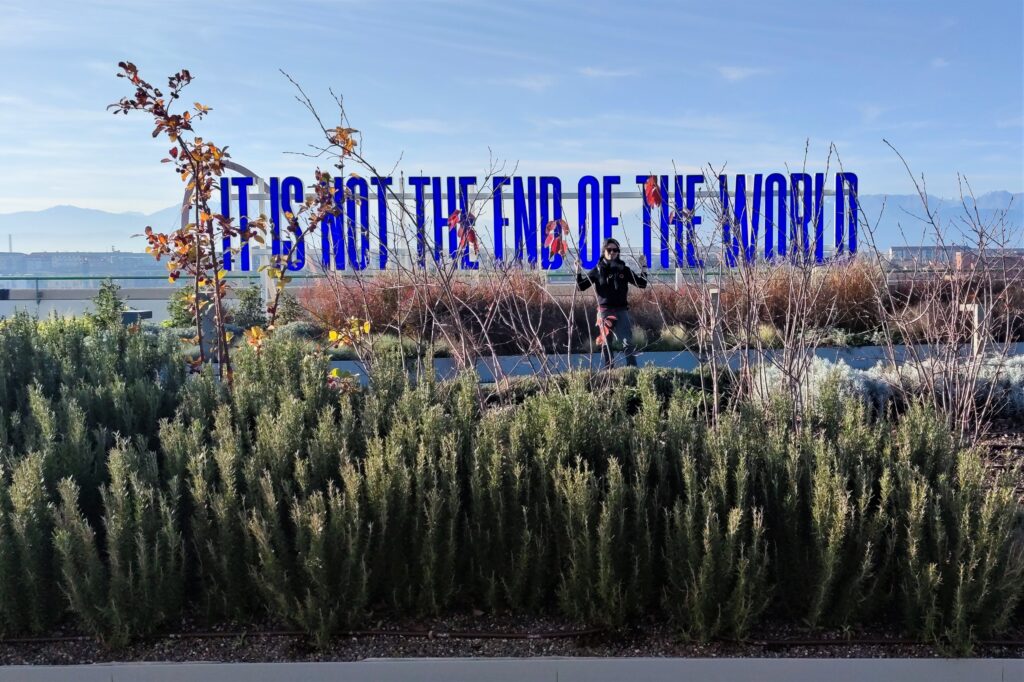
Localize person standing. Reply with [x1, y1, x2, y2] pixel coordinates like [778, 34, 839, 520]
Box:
[575, 238, 648, 368]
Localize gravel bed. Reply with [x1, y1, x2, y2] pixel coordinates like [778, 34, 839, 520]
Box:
[0, 616, 1020, 664]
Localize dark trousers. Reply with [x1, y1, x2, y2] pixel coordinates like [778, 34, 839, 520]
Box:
[597, 308, 637, 368]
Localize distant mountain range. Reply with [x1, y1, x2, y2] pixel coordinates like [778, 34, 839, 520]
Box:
[0, 205, 182, 254]
[853, 192, 1023, 249]
[0, 193, 1020, 254]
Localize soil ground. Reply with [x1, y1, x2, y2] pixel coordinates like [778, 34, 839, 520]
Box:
[0, 616, 1021, 665]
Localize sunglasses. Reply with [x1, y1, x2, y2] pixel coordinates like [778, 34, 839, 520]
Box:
[605, 247, 619, 253]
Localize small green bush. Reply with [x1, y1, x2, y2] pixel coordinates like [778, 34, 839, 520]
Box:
[275, 290, 306, 325]
[54, 440, 184, 648]
[231, 284, 267, 329]
[165, 287, 195, 328]
[662, 413, 770, 639]
[756, 322, 783, 348]
[650, 324, 690, 351]
[274, 321, 324, 340]
[0, 453, 59, 634]
[90, 279, 126, 329]
[0, 316, 1019, 652]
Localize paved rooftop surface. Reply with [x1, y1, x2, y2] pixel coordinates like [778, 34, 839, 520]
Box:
[0, 657, 1020, 682]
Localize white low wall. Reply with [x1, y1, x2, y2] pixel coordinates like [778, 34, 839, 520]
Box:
[0, 287, 247, 323]
[0, 299, 174, 323]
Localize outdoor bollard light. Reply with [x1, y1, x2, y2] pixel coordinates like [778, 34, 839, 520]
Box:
[708, 286, 723, 353]
[959, 302, 989, 358]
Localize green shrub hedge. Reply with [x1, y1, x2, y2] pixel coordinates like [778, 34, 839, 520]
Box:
[0, 312, 1020, 652]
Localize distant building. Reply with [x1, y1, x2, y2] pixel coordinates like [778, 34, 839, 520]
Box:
[887, 245, 974, 265]
[954, 249, 1024, 276]
[885, 245, 1024, 281]
[0, 251, 168, 286]
[0, 252, 26, 275]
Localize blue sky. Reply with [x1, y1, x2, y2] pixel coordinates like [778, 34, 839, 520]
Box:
[0, 0, 1021, 215]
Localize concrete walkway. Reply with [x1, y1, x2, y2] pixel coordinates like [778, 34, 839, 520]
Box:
[330, 342, 1024, 384]
[0, 657, 1020, 682]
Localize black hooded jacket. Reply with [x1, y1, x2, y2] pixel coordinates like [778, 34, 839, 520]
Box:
[576, 257, 648, 309]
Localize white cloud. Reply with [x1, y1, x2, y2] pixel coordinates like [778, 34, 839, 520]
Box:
[931, 57, 949, 68]
[527, 112, 750, 137]
[717, 66, 767, 81]
[579, 67, 636, 78]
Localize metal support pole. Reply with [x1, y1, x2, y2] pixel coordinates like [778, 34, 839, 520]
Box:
[198, 292, 218, 362]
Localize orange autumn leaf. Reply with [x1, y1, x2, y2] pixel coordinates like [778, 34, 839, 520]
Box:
[596, 314, 618, 346]
[644, 175, 661, 207]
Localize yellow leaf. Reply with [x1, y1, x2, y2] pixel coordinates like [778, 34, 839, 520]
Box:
[329, 330, 340, 342]
[362, 320, 371, 334]
[245, 326, 266, 348]
[329, 368, 341, 379]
